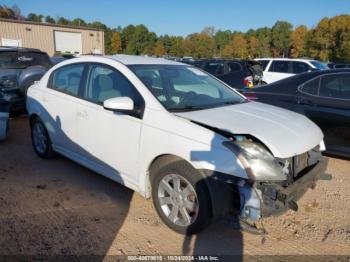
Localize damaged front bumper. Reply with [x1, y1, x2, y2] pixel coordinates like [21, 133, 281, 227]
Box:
[239, 157, 328, 221]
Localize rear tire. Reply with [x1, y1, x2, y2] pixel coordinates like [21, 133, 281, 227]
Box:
[151, 160, 212, 235]
[31, 118, 54, 158]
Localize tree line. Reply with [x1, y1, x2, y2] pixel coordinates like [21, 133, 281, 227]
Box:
[1, 5, 349, 62]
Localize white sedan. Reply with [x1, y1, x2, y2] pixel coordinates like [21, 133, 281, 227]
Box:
[27, 55, 327, 234]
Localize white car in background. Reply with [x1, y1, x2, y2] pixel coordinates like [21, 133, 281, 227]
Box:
[255, 58, 329, 84]
[27, 55, 327, 234]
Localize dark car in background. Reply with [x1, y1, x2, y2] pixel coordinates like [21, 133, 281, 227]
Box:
[0, 46, 52, 114]
[193, 59, 264, 90]
[328, 63, 350, 69]
[243, 69, 350, 158]
[0, 47, 52, 140]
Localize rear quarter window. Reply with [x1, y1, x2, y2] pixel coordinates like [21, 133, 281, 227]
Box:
[319, 73, 350, 99]
[292, 62, 311, 74]
[300, 77, 320, 95]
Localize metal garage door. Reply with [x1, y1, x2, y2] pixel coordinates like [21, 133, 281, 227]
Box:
[1, 38, 22, 47]
[54, 31, 82, 54]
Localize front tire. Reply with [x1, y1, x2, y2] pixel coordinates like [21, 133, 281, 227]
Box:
[31, 118, 54, 158]
[151, 160, 212, 235]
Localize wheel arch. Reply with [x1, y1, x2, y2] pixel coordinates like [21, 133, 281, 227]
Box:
[29, 113, 39, 127]
[147, 153, 233, 220]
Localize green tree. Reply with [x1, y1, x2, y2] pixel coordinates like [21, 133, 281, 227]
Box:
[110, 31, 122, 54]
[158, 35, 173, 54]
[45, 16, 55, 24]
[0, 5, 16, 19]
[247, 35, 260, 58]
[121, 25, 136, 51]
[290, 25, 308, 58]
[71, 18, 87, 27]
[27, 13, 43, 22]
[56, 17, 70, 25]
[183, 32, 215, 58]
[168, 36, 185, 57]
[254, 27, 272, 57]
[214, 30, 232, 57]
[306, 18, 332, 61]
[124, 25, 157, 55]
[329, 15, 350, 62]
[271, 21, 293, 57]
[152, 41, 167, 56]
[222, 34, 248, 58]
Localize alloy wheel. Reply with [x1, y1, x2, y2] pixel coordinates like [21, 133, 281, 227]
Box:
[157, 174, 199, 227]
[32, 122, 48, 154]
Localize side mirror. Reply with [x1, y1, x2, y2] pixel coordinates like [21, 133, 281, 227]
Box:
[103, 97, 134, 112]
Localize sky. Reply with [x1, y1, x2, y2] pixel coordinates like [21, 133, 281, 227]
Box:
[2, 0, 350, 36]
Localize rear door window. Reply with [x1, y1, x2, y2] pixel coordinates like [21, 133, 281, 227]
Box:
[257, 60, 270, 71]
[227, 62, 242, 73]
[292, 62, 311, 74]
[50, 64, 84, 96]
[203, 62, 224, 75]
[269, 61, 290, 73]
[319, 73, 350, 100]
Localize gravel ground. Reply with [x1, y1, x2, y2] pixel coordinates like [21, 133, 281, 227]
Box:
[0, 117, 349, 259]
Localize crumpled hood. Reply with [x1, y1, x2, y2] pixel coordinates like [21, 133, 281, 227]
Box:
[176, 101, 324, 158]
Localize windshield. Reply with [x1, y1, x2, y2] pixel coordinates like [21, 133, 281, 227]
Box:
[130, 65, 246, 112]
[310, 60, 329, 70]
[0, 51, 52, 69]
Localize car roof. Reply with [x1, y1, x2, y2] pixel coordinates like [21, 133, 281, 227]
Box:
[197, 58, 246, 62]
[0, 46, 45, 53]
[255, 58, 317, 62]
[105, 55, 184, 65]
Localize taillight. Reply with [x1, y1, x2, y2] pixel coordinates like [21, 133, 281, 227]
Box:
[243, 76, 254, 88]
[244, 93, 258, 101]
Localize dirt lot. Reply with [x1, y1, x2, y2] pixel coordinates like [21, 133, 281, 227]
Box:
[0, 117, 350, 259]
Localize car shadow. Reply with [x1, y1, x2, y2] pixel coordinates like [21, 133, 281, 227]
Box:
[0, 100, 134, 258]
[3, 97, 245, 258]
[181, 135, 244, 259]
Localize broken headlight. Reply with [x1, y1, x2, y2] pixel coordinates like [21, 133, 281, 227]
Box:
[224, 139, 289, 181]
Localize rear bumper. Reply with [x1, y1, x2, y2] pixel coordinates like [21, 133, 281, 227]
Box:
[0, 99, 11, 113]
[239, 157, 328, 220]
[0, 91, 25, 114]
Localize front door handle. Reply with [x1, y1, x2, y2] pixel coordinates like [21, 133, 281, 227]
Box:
[297, 96, 316, 106]
[77, 111, 88, 119]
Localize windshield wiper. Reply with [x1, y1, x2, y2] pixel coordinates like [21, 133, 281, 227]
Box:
[223, 100, 242, 105]
[168, 105, 206, 112]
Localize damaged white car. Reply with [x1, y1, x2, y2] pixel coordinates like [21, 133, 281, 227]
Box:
[26, 55, 327, 234]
